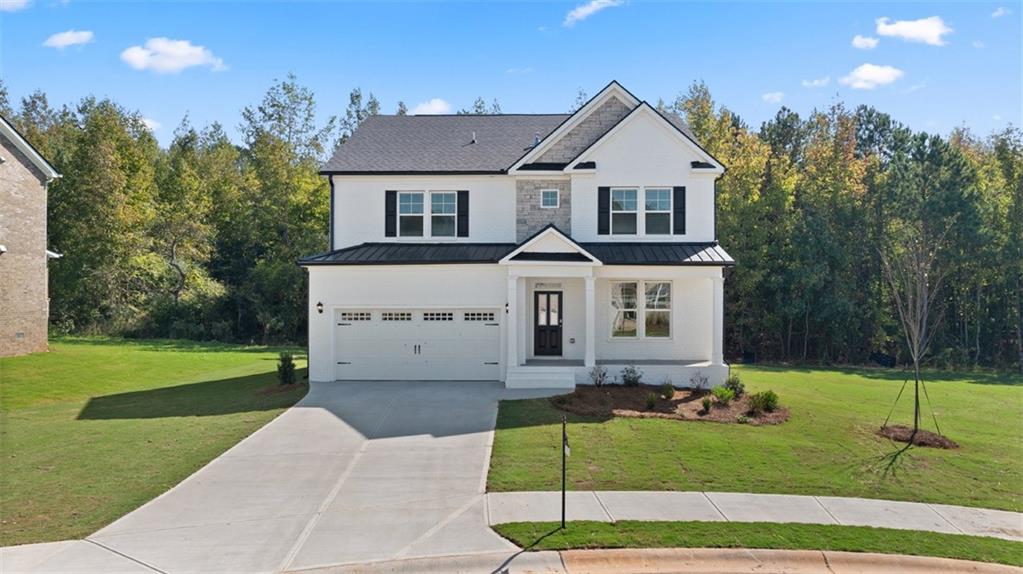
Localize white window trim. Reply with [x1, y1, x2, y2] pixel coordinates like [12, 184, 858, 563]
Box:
[429, 191, 458, 238]
[398, 191, 425, 238]
[609, 280, 673, 340]
[643, 187, 672, 236]
[540, 189, 560, 209]
[395, 190, 460, 240]
[610, 187, 638, 236]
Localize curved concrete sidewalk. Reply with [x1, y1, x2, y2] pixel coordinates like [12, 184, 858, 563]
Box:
[486, 491, 1023, 542]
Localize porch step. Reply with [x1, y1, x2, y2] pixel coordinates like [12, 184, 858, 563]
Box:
[505, 366, 578, 389]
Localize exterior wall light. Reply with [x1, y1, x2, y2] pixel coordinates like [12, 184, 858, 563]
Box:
[316, 302, 324, 314]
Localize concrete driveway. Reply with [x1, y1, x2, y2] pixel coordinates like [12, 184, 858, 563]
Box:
[4, 382, 556, 574]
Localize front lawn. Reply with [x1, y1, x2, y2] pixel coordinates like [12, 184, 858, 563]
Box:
[488, 366, 1022, 511]
[0, 337, 308, 546]
[494, 521, 1023, 567]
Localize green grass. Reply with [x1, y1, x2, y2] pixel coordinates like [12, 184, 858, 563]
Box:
[0, 337, 308, 546]
[488, 366, 1023, 511]
[493, 521, 1023, 567]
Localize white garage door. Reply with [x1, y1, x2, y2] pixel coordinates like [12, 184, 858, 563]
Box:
[334, 309, 501, 381]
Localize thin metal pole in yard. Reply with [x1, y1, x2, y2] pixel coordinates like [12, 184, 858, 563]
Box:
[561, 414, 567, 529]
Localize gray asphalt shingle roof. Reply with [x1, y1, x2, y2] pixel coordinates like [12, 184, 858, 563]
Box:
[322, 114, 569, 173]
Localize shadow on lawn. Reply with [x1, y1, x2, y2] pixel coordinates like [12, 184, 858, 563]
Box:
[738, 364, 1022, 386]
[77, 369, 308, 420]
[56, 336, 305, 356]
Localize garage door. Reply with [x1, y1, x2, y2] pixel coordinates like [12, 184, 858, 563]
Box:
[334, 309, 501, 381]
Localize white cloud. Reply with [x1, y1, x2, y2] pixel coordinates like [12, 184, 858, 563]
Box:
[993, 114, 1002, 121]
[801, 76, 830, 88]
[563, 0, 623, 27]
[761, 92, 784, 104]
[991, 7, 1010, 18]
[852, 35, 879, 49]
[0, 0, 29, 11]
[412, 98, 451, 115]
[839, 63, 904, 89]
[875, 16, 953, 46]
[43, 29, 94, 49]
[141, 117, 161, 131]
[121, 38, 226, 73]
[506, 67, 533, 75]
[973, 40, 985, 49]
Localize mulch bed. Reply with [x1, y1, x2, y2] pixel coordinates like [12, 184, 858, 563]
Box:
[878, 424, 959, 449]
[550, 384, 788, 425]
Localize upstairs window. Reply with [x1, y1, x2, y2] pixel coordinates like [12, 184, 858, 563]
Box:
[644, 188, 671, 235]
[611, 188, 637, 235]
[540, 189, 560, 209]
[431, 192, 457, 237]
[398, 192, 424, 237]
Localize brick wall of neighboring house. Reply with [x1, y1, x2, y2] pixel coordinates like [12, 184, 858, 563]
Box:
[536, 96, 633, 164]
[0, 136, 51, 357]
[516, 179, 571, 241]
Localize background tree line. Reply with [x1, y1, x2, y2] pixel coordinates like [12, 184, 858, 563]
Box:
[2, 77, 1019, 370]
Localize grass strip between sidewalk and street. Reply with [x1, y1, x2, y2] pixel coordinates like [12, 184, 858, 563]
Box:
[492, 521, 1023, 567]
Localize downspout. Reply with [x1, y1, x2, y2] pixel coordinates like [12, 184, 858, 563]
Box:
[328, 175, 335, 251]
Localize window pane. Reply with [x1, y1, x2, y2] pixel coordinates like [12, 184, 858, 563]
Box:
[399, 215, 423, 236]
[431, 193, 456, 214]
[611, 282, 637, 310]
[645, 189, 671, 211]
[645, 282, 671, 309]
[611, 189, 637, 211]
[399, 193, 423, 214]
[612, 213, 637, 234]
[431, 215, 455, 237]
[537, 295, 548, 326]
[613, 311, 638, 337]
[541, 190, 558, 207]
[549, 294, 559, 325]
[646, 212, 670, 235]
[645, 311, 670, 337]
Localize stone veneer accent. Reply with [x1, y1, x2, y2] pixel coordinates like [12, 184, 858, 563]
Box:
[516, 179, 571, 241]
[0, 136, 51, 357]
[536, 96, 633, 164]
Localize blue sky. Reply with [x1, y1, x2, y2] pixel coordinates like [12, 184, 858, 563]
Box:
[2, 1, 1019, 147]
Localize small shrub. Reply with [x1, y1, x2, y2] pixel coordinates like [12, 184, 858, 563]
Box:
[712, 386, 735, 406]
[645, 392, 658, 410]
[724, 374, 745, 397]
[589, 365, 608, 387]
[701, 396, 712, 414]
[689, 371, 709, 391]
[736, 414, 750, 424]
[748, 390, 779, 415]
[277, 353, 296, 385]
[659, 380, 675, 400]
[621, 365, 643, 387]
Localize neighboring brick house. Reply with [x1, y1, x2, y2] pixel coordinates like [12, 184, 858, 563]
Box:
[0, 115, 61, 357]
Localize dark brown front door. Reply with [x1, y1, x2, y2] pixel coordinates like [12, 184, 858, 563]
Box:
[534, 291, 563, 356]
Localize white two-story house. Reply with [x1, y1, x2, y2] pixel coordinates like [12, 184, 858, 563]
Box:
[301, 81, 733, 388]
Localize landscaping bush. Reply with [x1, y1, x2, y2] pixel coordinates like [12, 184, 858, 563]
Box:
[748, 390, 779, 414]
[277, 353, 296, 385]
[712, 386, 735, 406]
[736, 414, 750, 424]
[689, 371, 709, 391]
[645, 392, 658, 410]
[589, 365, 608, 387]
[701, 396, 712, 414]
[724, 374, 745, 397]
[659, 380, 675, 400]
[621, 365, 643, 387]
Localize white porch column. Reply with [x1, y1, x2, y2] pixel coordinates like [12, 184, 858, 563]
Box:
[507, 276, 518, 368]
[584, 275, 596, 367]
[711, 274, 724, 365]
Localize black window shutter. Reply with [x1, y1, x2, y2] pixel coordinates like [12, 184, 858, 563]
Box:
[597, 187, 610, 235]
[673, 186, 686, 235]
[457, 190, 469, 237]
[385, 190, 397, 237]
